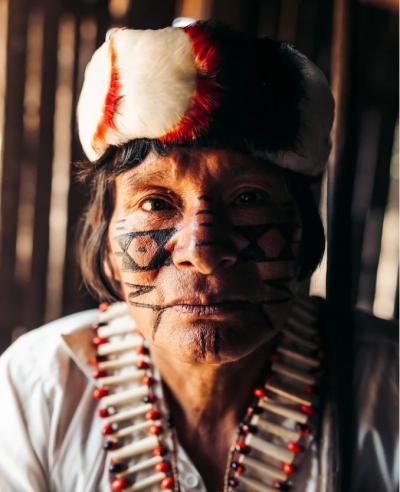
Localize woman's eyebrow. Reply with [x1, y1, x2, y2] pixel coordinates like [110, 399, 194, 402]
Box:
[121, 170, 172, 190]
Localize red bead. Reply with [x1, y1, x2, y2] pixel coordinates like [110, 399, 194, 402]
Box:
[92, 336, 108, 347]
[142, 376, 155, 386]
[144, 393, 156, 403]
[300, 404, 316, 416]
[253, 387, 266, 398]
[102, 423, 115, 435]
[305, 385, 314, 394]
[288, 442, 303, 454]
[92, 369, 108, 379]
[235, 464, 245, 475]
[228, 478, 239, 487]
[282, 463, 294, 475]
[149, 424, 163, 436]
[146, 409, 162, 421]
[93, 387, 109, 400]
[235, 439, 250, 454]
[155, 461, 171, 473]
[136, 345, 148, 355]
[160, 477, 174, 490]
[99, 301, 110, 312]
[136, 360, 149, 369]
[153, 446, 167, 456]
[111, 477, 127, 491]
[98, 407, 109, 418]
[89, 357, 98, 366]
[270, 354, 281, 361]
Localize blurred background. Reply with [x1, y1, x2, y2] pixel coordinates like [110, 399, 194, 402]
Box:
[0, 0, 398, 353]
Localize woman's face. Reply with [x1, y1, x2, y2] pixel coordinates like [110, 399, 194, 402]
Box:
[107, 148, 301, 364]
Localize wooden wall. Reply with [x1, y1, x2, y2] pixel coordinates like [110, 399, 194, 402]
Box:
[0, 0, 397, 353]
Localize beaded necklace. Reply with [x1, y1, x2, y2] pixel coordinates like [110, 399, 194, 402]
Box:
[90, 298, 323, 492]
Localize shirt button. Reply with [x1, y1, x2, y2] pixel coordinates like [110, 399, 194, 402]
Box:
[184, 473, 200, 488]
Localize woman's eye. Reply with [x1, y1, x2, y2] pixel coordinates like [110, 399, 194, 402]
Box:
[233, 190, 268, 206]
[141, 198, 172, 212]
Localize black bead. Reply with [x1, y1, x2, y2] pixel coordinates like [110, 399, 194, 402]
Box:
[103, 441, 117, 450]
[275, 482, 290, 491]
[109, 462, 127, 473]
[251, 406, 263, 415]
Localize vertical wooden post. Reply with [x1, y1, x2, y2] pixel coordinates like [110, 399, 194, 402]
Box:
[0, 0, 30, 352]
[326, 0, 358, 489]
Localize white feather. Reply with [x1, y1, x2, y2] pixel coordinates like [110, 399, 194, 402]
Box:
[77, 27, 196, 161]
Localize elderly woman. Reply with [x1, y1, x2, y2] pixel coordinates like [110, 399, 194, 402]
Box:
[0, 21, 396, 492]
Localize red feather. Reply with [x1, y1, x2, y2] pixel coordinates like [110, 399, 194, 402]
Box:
[92, 37, 122, 154]
[160, 24, 222, 143]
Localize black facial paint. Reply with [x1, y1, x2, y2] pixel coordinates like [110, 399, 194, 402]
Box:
[234, 223, 299, 263]
[124, 282, 156, 299]
[115, 227, 176, 272]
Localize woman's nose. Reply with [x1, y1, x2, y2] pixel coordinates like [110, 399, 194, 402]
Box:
[169, 210, 237, 274]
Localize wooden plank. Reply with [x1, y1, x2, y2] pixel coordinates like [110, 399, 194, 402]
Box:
[210, 0, 260, 32]
[0, 0, 30, 352]
[27, 0, 61, 328]
[127, 0, 175, 29]
[62, 13, 98, 316]
[175, 0, 212, 19]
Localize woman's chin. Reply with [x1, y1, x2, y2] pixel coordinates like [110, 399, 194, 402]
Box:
[150, 317, 277, 365]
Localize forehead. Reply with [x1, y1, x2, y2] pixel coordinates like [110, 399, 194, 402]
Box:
[116, 148, 286, 192]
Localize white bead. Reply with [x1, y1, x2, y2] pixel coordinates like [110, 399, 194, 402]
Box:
[238, 474, 276, 492]
[98, 303, 130, 322]
[245, 434, 294, 463]
[98, 356, 142, 370]
[265, 382, 313, 406]
[272, 361, 316, 385]
[282, 328, 318, 351]
[98, 321, 136, 338]
[251, 415, 299, 442]
[97, 336, 143, 355]
[104, 403, 152, 425]
[98, 371, 146, 387]
[101, 385, 148, 407]
[110, 435, 159, 462]
[259, 397, 308, 424]
[116, 455, 163, 478]
[123, 472, 166, 491]
[240, 455, 287, 481]
[277, 346, 320, 368]
[112, 419, 154, 439]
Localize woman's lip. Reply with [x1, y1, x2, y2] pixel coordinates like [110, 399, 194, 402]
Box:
[171, 302, 250, 315]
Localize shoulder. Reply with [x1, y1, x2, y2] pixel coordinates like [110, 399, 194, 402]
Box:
[0, 309, 98, 393]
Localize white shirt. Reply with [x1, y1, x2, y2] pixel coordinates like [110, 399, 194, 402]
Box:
[0, 307, 396, 492]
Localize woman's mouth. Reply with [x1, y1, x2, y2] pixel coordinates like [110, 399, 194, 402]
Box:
[171, 301, 250, 316]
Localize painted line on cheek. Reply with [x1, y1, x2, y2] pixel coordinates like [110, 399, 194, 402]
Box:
[125, 283, 156, 299]
[195, 209, 215, 215]
[128, 301, 162, 311]
[152, 309, 167, 341]
[199, 329, 206, 357]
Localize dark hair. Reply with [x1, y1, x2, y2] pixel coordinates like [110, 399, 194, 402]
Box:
[77, 140, 325, 301]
